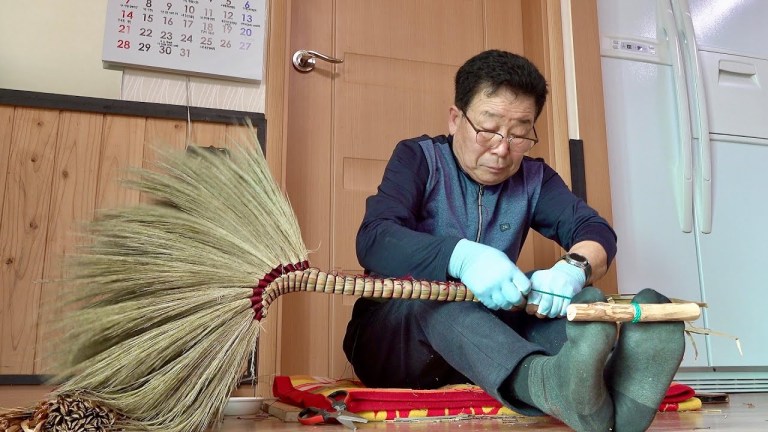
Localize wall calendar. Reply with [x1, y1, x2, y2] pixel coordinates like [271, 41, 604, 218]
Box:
[102, 0, 266, 81]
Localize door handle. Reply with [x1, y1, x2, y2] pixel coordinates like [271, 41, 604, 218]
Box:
[661, 0, 693, 233]
[673, 0, 712, 234]
[292, 50, 343, 72]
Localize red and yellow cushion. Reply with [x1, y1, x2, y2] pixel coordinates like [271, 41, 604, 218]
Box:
[273, 375, 701, 422]
[273, 375, 519, 421]
[659, 382, 702, 412]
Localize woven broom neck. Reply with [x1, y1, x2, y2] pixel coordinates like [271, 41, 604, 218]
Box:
[252, 268, 475, 321]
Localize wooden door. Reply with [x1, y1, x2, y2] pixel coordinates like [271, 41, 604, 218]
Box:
[280, 0, 573, 379]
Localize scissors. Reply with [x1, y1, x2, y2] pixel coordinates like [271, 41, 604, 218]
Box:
[298, 390, 368, 430]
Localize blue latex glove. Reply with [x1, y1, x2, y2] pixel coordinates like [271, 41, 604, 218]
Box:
[448, 239, 531, 310]
[528, 260, 587, 318]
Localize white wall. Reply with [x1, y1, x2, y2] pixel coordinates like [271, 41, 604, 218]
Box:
[0, 0, 122, 99]
[0, 0, 266, 112]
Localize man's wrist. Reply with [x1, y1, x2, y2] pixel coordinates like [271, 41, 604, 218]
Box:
[560, 252, 591, 285]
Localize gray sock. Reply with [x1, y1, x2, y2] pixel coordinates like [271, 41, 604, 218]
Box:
[605, 288, 685, 432]
[512, 287, 616, 432]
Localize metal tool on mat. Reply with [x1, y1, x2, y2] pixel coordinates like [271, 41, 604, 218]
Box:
[298, 390, 368, 430]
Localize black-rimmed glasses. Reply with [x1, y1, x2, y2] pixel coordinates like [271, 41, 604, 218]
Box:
[462, 111, 538, 153]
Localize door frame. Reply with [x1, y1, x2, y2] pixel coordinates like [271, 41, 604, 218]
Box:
[257, 0, 291, 396]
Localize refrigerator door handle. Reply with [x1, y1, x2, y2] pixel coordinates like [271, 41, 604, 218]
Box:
[661, 0, 693, 233]
[673, 0, 713, 234]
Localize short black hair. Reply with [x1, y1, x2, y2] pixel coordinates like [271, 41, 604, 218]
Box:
[454, 50, 548, 119]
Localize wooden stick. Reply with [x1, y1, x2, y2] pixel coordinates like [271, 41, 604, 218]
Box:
[567, 302, 701, 322]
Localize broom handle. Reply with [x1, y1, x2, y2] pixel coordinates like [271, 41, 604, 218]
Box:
[567, 302, 701, 322]
[259, 268, 475, 304]
[257, 269, 699, 322]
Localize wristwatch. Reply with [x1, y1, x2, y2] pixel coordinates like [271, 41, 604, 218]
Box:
[561, 252, 591, 284]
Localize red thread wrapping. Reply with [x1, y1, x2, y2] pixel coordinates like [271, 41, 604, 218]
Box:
[251, 261, 310, 320]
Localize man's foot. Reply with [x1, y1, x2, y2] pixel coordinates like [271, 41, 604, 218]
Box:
[605, 288, 686, 432]
[511, 286, 616, 432]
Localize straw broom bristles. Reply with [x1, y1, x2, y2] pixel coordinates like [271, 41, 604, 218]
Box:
[48, 134, 307, 432]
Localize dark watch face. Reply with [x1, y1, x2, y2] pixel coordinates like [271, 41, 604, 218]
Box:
[567, 253, 588, 264]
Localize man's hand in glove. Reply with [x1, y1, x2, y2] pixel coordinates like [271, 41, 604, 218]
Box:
[527, 260, 586, 318]
[448, 239, 530, 310]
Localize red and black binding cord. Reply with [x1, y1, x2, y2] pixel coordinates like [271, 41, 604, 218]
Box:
[251, 260, 310, 320]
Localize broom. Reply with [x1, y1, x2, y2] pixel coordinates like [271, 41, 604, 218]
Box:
[0, 128, 700, 432]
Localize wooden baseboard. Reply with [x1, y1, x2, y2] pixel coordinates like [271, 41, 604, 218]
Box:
[0, 375, 52, 385]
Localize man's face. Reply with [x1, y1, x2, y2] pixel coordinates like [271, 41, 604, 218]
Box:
[448, 88, 537, 186]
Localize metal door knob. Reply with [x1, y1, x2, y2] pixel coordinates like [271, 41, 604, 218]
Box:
[292, 50, 343, 72]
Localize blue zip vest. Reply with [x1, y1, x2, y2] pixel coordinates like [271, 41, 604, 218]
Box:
[417, 137, 544, 262]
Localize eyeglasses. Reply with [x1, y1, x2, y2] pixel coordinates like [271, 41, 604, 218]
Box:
[462, 111, 538, 153]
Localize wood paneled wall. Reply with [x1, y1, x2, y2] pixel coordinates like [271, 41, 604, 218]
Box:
[0, 106, 268, 378]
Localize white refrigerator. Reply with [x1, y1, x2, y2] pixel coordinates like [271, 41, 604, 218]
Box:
[598, 0, 768, 392]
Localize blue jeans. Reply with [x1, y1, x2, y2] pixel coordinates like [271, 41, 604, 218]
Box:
[343, 297, 567, 414]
